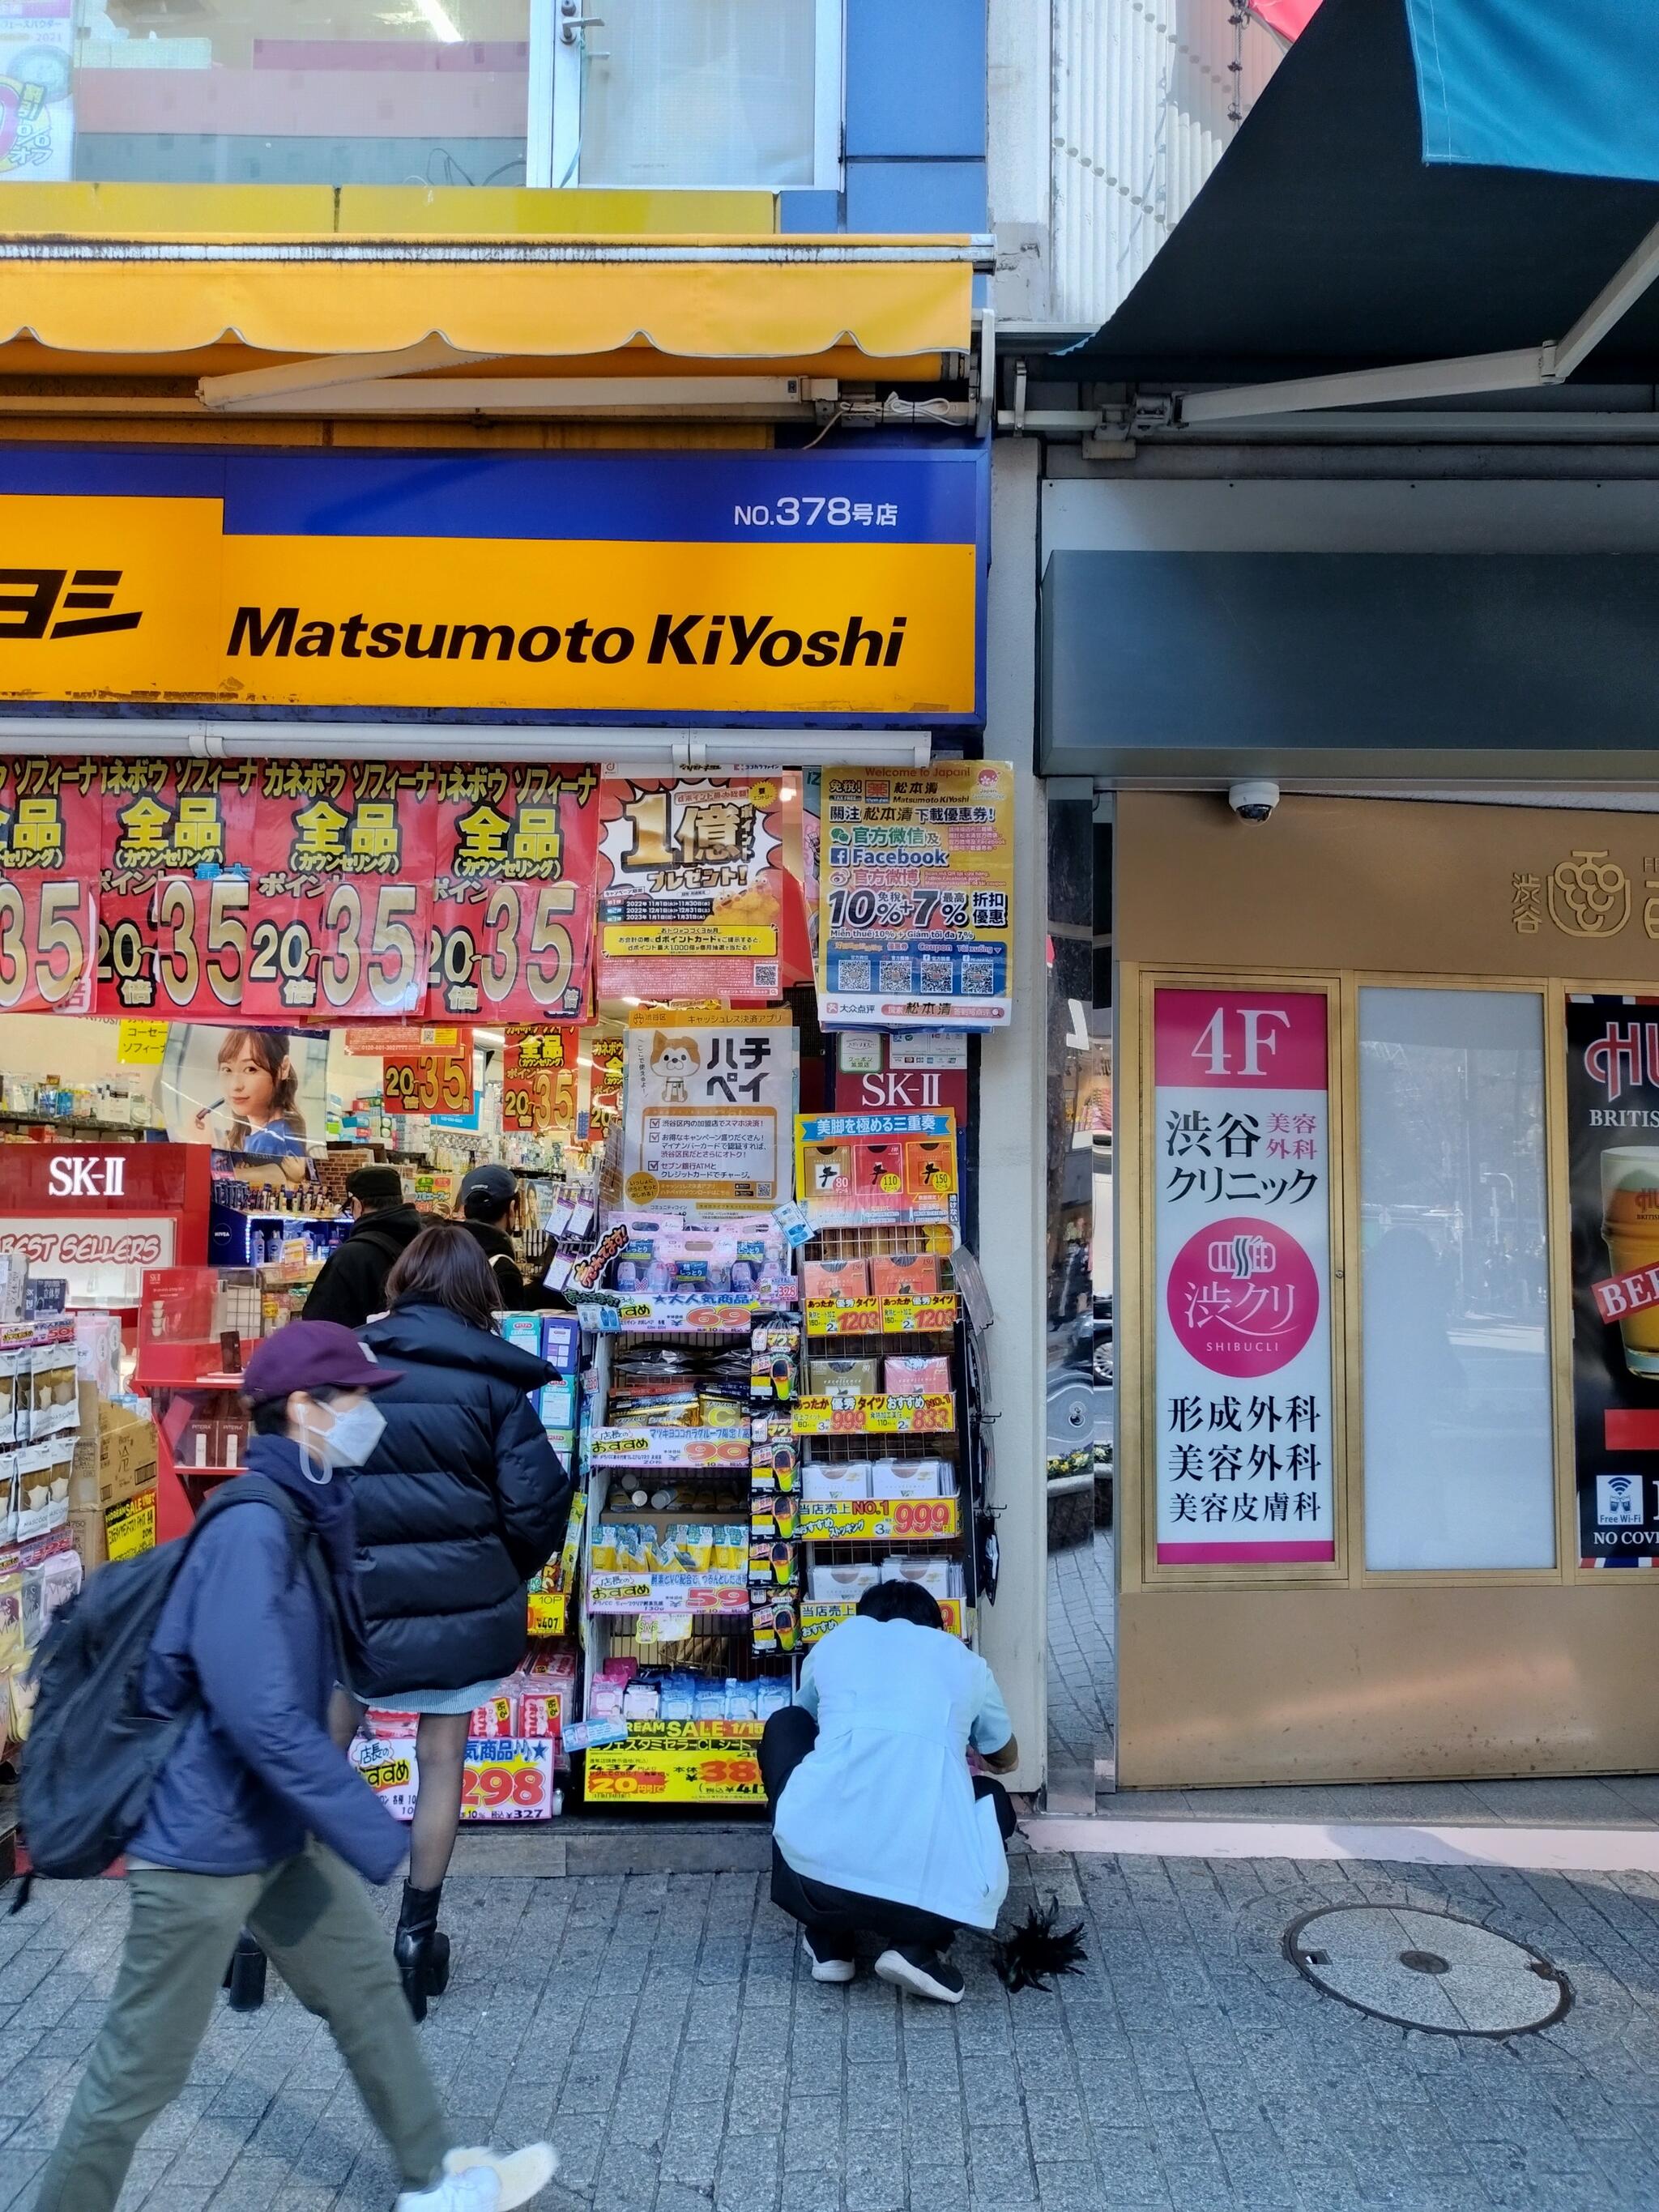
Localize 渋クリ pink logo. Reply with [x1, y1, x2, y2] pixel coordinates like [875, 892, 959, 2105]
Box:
[1166, 1214, 1319, 1378]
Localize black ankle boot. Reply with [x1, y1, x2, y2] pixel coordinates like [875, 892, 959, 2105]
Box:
[393, 1882, 450, 2023]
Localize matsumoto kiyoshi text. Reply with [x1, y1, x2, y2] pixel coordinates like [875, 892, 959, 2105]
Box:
[228, 607, 911, 669]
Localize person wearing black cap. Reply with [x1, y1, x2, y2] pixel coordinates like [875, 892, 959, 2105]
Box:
[34, 1321, 557, 2212]
[454, 1163, 529, 1306]
[304, 1164, 425, 1331]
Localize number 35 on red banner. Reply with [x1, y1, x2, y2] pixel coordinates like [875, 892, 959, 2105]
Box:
[382, 1048, 474, 1117]
[0, 772, 100, 1015]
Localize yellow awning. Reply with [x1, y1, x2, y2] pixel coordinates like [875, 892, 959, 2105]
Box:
[0, 237, 978, 367]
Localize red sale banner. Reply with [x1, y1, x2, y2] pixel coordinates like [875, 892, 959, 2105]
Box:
[501, 1026, 583, 1133]
[382, 1048, 475, 1118]
[243, 763, 435, 1021]
[0, 760, 100, 1016]
[429, 765, 600, 1023]
[96, 761, 259, 1019]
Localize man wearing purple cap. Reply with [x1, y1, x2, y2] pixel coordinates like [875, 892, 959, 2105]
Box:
[35, 1322, 556, 2212]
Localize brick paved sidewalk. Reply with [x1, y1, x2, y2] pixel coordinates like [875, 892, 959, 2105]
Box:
[6, 1839, 1659, 2212]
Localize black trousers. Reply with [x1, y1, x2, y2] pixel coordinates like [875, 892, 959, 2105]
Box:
[760, 1705, 1015, 1954]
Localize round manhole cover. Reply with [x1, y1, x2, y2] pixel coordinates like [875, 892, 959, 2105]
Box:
[1285, 1904, 1571, 2037]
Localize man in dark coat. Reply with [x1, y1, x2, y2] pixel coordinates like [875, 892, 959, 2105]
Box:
[304, 1165, 424, 1330]
[35, 1322, 557, 2212]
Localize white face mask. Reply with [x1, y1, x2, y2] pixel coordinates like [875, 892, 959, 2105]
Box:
[297, 1397, 386, 1482]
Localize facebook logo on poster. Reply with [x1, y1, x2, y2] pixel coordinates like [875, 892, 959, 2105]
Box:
[1597, 1474, 1644, 1527]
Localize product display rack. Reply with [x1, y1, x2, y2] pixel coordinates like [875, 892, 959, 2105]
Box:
[573, 1298, 800, 1808]
[795, 1225, 980, 1648]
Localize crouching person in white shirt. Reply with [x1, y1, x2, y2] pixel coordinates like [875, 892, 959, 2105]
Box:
[760, 1580, 1019, 2004]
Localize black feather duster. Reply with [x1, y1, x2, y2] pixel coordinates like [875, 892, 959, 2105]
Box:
[992, 1895, 1089, 1993]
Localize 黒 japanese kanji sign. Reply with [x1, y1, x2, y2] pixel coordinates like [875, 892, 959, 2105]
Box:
[1154, 988, 1335, 1566]
[622, 1008, 795, 1218]
[242, 762, 435, 1021]
[596, 775, 783, 1004]
[430, 765, 599, 1023]
[96, 761, 259, 1020]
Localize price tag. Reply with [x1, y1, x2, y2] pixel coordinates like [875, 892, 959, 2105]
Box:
[636, 1611, 693, 1646]
[382, 1049, 475, 1118]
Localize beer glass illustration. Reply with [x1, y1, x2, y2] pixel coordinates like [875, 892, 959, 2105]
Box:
[1601, 1149, 1659, 1376]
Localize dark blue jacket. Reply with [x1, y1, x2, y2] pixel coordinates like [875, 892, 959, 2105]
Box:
[349, 1302, 571, 1698]
[126, 1436, 405, 1882]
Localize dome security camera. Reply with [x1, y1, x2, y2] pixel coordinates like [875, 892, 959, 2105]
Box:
[1227, 779, 1279, 824]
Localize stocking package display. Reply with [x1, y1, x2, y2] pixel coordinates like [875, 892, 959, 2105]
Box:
[802, 1459, 872, 1502]
[884, 1356, 951, 1396]
[609, 1213, 795, 1302]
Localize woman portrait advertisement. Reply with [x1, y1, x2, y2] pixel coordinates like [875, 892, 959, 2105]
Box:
[160, 1023, 328, 1179]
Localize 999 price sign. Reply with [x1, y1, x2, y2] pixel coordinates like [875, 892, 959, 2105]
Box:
[430, 765, 600, 1022]
[0, 761, 100, 1015]
[245, 763, 435, 1020]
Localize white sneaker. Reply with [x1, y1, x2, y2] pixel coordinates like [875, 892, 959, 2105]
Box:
[803, 1932, 856, 1984]
[395, 2169, 499, 2212]
[443, 2144, 559, 2209]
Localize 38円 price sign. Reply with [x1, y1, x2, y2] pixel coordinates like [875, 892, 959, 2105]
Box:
[430, 765, 599, 1022]
[245, 763, 434, 1019]
[1153, 989, 1335, 1566]
[596, 774, 784, 1004]
[97, 761, 258, 1018]
[817, 762, 1013, 1030]
[0, 761, 99, 1015]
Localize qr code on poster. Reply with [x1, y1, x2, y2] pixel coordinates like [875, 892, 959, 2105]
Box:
[919, 957, 953, 991]
[878, 958, 912, 991]
[959, 959, 996, 995]
[838, 956, 873, 991]
[752, 961, 779, 992]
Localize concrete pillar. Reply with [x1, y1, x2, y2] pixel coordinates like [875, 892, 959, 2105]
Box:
[976, 437, 1049, 1791]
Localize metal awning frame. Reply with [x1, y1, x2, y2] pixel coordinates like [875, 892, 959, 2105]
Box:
[1176, 215, 1659, 428]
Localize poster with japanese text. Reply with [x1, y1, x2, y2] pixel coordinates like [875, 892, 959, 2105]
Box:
[429, 765, 599, 1023]
[501, 1026, 586, 1136]
[0, 758, 98, 1015]
[96, 761, 259, 1020]
[622, 1008, 795, 1217]
[596, 776, 783, 1004]
[1566, 995, 1659, 1566]
[1154, 989, 1335, 1566]
[0, 5, 74, 182]
[243, 763, 435, 1021]
[817, 762, 1013, 1030]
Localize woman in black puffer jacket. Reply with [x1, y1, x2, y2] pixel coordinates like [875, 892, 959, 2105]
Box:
[331, 1221, 572, 2018]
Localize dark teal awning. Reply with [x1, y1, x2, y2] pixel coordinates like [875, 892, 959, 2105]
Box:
[1073, 0, 1659, 388]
